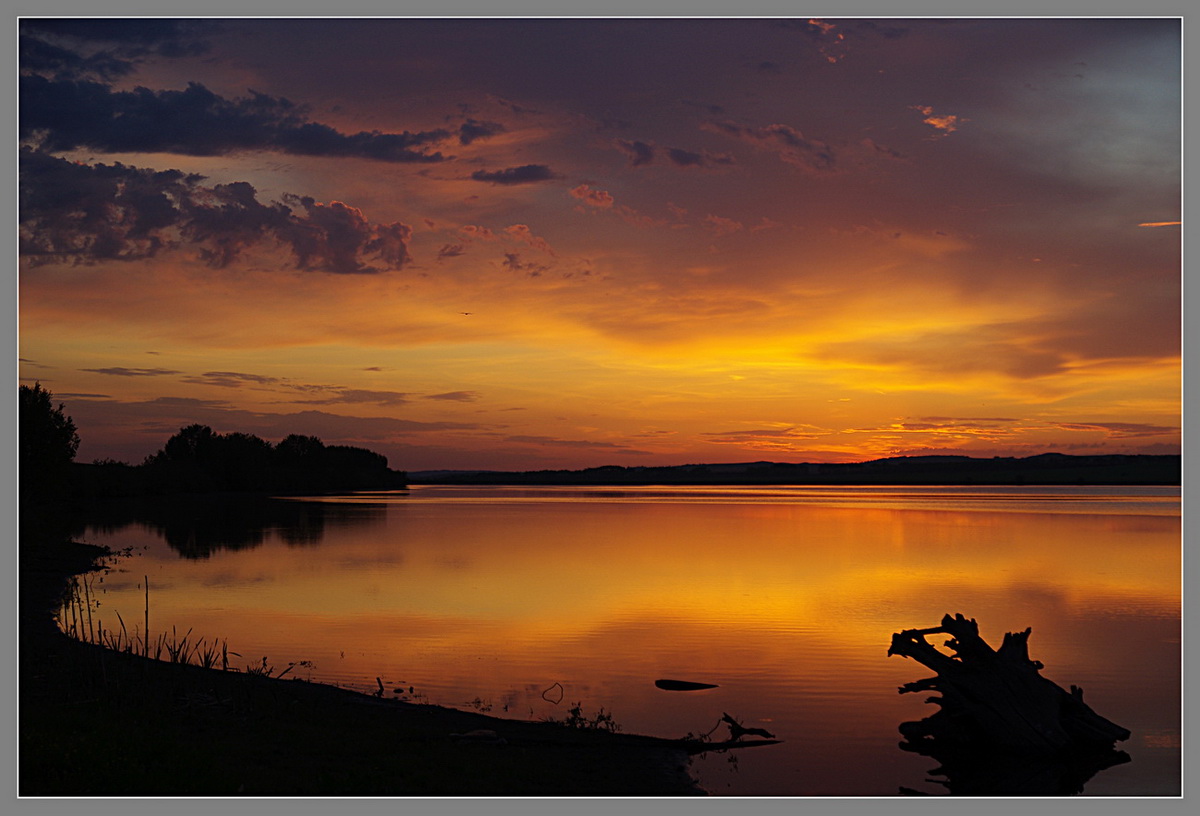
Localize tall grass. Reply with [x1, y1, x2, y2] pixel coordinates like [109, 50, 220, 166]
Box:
[56, 572, 265, 675]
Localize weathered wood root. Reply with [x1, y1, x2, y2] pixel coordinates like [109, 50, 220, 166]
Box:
[889, 613, 1130, 753]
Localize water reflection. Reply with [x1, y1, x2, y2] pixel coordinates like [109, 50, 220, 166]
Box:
[899, 736, 1131, 796]
[76, 494, 390, 558]
[69, 486, 1180, 796]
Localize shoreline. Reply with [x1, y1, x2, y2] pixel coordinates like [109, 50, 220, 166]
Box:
[19, 537, 706, 797]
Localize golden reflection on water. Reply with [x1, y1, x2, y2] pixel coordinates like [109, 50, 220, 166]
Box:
[77, 486, 1181, 795]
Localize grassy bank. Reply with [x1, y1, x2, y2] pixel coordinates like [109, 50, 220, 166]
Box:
[19, 537, 704, 797]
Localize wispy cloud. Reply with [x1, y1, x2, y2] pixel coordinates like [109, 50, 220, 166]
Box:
[613, 138, 655, 166]
[1051, 421, 1177, 438]
[424, 391, 481, 402]
[181, 371, 280, 388]
[290, 388, 413, 407]
[702, 426, 830, 452]
[470, 164, 562, 185]
[701, 120, 835, 172]
[504, 434, 649, 453]
[570, 184, 615, 209]
[81, 367, 182, 377]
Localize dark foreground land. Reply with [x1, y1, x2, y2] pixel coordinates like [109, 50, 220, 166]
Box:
[20, 538, 703, 797]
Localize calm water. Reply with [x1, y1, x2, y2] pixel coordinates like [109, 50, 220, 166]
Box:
[69, 485, 1181, 796]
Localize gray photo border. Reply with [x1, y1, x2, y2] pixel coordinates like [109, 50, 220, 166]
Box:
[6, 3, 1193, 816]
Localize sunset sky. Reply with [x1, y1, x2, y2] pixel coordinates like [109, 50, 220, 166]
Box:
[17, 16, 1182, 472]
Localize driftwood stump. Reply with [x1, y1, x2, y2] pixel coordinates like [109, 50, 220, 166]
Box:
[888, 614, 1131, 795]
[888, 613, 1130, 751]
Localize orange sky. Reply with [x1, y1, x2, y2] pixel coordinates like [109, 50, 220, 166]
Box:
[18, 17, 1182, 471]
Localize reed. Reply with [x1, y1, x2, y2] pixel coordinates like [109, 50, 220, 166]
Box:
[546, 702, 622, 733]
[143, 575, 149, 659]
[195, 638, 225, 671]
[56, 574, 301, 686]
[82, 574, 94, 644]
[162, 626, 194, 664]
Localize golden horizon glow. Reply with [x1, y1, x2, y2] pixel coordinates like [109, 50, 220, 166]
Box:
[18, 18, 1181, 471]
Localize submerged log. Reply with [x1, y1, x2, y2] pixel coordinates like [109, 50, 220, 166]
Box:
[654, 679, 718, 691]
[888, 613, 1130, 753]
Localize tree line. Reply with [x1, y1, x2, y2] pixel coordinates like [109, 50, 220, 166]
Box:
[19, 383, 407, 505]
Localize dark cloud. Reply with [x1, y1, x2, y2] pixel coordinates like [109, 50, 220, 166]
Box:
[613, 140, 733, 170]
[22, 18, 215, 53]
[280, 195, 414, 274]
[20, 76, 450, 163]
[702, 120, 835, 173]
[458, 118, 506, 145]
[182, 371, 281, 388]
[80, 367, 182, 377]
[614, 139, 656, 166]
[423, 391, 481, 402]
[437, 243, 467, 259]
[20, 19, 214, 81]
[20, 149, 201, 264]
[501, 252, 549, 277]
[19, 34, 136, 82]
[180, 374, 475, 408]
[19, 151, 414, 273]
[470, 164, 562, 185]
[668, 148, 707, 168]
[666, 147, 736, 169]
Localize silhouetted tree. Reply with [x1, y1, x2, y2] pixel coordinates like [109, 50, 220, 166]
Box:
[159, 423, 218, 465]
[275, 434, 326, 468]
[19, 382, 80, 504]
[210, 431, 274, 491]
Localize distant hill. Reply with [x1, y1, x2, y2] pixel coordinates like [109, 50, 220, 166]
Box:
[409, 453, 1179, 486]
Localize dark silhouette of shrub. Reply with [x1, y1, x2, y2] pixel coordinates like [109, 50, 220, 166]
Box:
[19, 382, 80, 505]
[141, 425, 404, 494]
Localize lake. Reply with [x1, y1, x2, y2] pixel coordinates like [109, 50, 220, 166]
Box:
[67, 484, 1181, 796]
